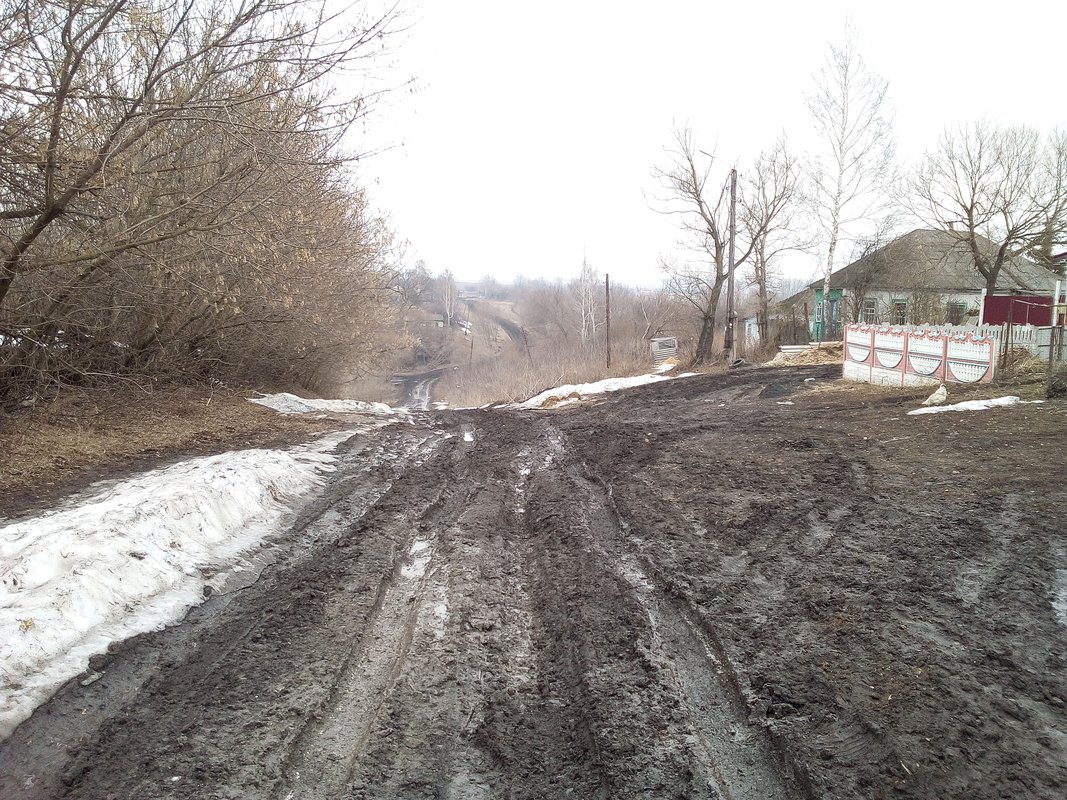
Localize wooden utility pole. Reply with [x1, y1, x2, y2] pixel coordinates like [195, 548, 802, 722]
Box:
[725, 168, 738, 362]
[605, 273, 612, 369]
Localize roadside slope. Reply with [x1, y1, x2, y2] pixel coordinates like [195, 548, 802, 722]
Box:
[0, 386, 335, 519]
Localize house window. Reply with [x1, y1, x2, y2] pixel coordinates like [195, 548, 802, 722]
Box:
[814, 302, 823, 322]
[892, 299, 907, 325]
[861, 299, 878, 324]
[946, 301, 966, 325]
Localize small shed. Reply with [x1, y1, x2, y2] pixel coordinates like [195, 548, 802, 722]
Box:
[650, 337, 678, 365]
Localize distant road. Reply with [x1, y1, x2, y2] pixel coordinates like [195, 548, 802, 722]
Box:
[464, 299, 525, 344]
[393, 367, 445, 410]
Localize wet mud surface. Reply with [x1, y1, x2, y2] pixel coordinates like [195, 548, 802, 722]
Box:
[2, 365, 1065, 798]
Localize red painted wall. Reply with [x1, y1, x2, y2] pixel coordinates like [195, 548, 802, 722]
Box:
[983, 295, 1053, 325]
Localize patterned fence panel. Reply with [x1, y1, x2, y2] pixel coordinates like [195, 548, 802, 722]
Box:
[843, 324, 996, 386]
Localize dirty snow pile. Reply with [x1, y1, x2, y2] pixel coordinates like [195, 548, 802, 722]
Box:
[250, 392, 394, 415]
[0, 434, 348, 739]
[513, 371, 696, 410]
[907, 396, 1044, 416]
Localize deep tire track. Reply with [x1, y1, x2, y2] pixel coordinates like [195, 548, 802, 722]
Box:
[3, 364, 1063, 800]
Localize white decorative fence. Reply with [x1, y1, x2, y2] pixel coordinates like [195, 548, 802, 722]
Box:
[843, 324, 997, 387]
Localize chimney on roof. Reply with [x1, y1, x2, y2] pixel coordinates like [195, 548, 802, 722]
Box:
[948, 221, 955, 232]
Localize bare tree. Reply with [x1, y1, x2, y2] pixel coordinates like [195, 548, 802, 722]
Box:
[573, 255, 598, 347]
[655, 127, 754, 362]
[806, 28, 895, 339]
[630, 287, 676, 342]
[838, 221, 901, 323]
[396, 261, 433, 312]
[910, 121, 1067, 292]
[438, 269, 458, 327]
[741, 139, 804, 345]
[1030, 128, 1067, 271]
[0, 0, 404, 402]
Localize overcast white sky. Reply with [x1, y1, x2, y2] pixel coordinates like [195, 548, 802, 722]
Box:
[354, 0, 1065, 288]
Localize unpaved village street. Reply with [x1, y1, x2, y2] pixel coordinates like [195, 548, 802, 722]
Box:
[1, 365, 1065, 799]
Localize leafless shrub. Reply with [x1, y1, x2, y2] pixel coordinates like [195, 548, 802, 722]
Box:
[0, 0, 404, 406]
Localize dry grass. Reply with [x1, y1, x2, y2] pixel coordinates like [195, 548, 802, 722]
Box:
[0, 384, 334, 518]
[996, 348, 1051, 383]
[434, 346, 660, 408]
[811, 367, 1048, 404]
[328, 372, 401, 405]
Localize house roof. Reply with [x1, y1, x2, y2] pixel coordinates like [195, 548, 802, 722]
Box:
[811, 229, 1056, 294]
[777, 285, 814, 309]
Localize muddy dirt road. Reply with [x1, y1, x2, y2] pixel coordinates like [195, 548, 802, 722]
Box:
[392, 369, 445, 411]
[2, 366, 1065, 799]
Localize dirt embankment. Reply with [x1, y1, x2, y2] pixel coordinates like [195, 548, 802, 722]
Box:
[1, 366, 1064, 799]
[0, 385, 334, 519]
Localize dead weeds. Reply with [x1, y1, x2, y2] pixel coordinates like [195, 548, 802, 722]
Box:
[0, 384, 335, 519]
[804, 364, 1048, 405]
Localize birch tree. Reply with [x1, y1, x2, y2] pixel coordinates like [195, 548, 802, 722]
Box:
[806, 30, 895, 339]
[439, 269, 458, 327]
[573, 255, 598, 347]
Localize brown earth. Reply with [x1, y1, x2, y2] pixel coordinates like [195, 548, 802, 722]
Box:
[0, 385, 334, 519]
[0, 365, 1064, 799]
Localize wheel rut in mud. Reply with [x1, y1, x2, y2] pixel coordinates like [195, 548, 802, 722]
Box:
[0, 407, 803, 799]
[2, 364, 1065, 800]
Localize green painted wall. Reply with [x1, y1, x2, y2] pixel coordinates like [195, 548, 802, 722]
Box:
[812, 288, 844, 340]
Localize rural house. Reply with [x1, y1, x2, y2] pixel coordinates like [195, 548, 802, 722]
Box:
[809, 228, 1057, 339]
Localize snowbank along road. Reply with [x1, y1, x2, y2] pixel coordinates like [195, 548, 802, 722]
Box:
[1, 365, 1065, 799]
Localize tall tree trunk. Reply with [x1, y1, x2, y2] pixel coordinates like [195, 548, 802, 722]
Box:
[694, 284, 723, 363]
[820, 208, 841, 343]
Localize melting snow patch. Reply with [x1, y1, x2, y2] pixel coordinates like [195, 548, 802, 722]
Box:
[463, 429, 475, 443]
[431, 597, 449, 640]
[401, 539, 433, 580]
[907, 396, 1044, 416]
[250, 392, 395, 415]
[1054, 570, 1067, 629]
[512, 373, 673, 409]
[0, 436, 346, 739]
